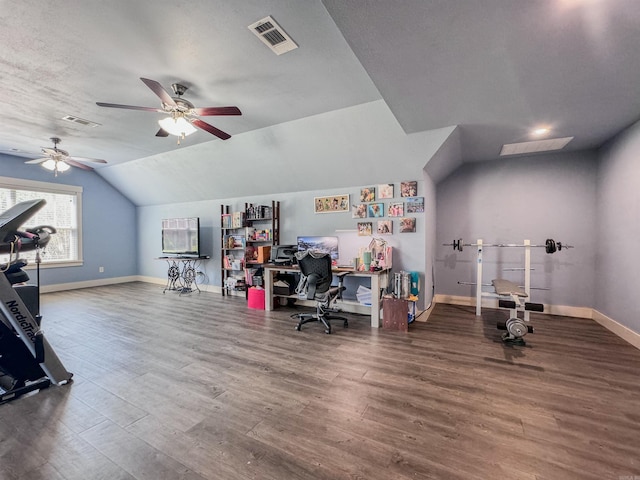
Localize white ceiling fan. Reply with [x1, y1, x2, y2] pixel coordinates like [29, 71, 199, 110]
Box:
[24, 137, 107, 176]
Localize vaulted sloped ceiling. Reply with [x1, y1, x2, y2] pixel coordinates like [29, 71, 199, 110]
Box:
[1, 1, 639, 205]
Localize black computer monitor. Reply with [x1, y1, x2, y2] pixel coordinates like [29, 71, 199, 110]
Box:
[296, 236, 339, 260]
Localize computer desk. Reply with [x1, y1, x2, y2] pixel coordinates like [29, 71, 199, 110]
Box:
[263, 264, 390, 328]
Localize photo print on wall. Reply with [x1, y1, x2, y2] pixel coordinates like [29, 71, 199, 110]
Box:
[378, 183, 394, 199]
[360, 186, 376, 202]
[314, 194, 349, 213]
[367, 203, 384, 218]
[377, 220, 392, 235]
[406, 197, 424, 213]
[357, 222, 373, 236]
[388, 202, 404, 217]
[399, 217, 416, 233]
[400, 181, 418, 197]
[352, 204, 367, 218]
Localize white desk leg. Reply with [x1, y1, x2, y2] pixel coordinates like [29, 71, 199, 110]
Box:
[264, 269, 274, 311]
[370, 274, 380, 328]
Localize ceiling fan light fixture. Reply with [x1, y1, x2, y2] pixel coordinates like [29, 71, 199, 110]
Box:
[41, 159, 71, 175]
[158, 116, 197, 137]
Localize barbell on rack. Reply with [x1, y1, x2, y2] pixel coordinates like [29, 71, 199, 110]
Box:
[445, 238, 573, 254]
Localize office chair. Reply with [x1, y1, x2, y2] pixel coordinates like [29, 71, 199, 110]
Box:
[293, 251, 349, 334]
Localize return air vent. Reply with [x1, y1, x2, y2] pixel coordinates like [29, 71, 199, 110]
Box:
[61, 115, 101, 128]
[500, 137, 574, 156]
[248, 16, 298, 55]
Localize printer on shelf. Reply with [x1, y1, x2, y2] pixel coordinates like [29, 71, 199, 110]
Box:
[270, 244, 297, 265]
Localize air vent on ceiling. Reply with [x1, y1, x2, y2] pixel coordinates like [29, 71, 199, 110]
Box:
[500, 137, 574, 156]
[61, 115, 101, 128]
[248, 16, 298, 55]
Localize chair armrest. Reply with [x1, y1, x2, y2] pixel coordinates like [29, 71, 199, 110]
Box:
[335, 271, 349, 298]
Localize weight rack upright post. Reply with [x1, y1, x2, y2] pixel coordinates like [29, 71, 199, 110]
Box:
[476, 239, 483, 316]
[524, 239, 531, 322]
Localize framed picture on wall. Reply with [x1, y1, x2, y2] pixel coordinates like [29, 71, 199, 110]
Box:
[399, 217, 416, 233]
[406, 197, 424, 213]
[314, 194, 349, 213]
[388, 202, 404, 217]
[400, 181, 418, 197]
[360, 186, 376, 202]
[352, 204, 367, 218]
[367, 203, 384, 218]
[377, 220, 392, 235]
[357, 222, 373, 236]
[378, 184, 394, 199]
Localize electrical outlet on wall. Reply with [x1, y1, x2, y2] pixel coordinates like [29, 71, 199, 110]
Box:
[99, 266, 104, 273]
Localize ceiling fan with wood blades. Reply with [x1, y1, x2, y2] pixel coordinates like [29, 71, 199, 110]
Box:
[96, 77, 242, 143]
[24, 137, 107, 176]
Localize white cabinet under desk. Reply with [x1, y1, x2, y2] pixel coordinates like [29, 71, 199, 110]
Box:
[263, 264, 390, 328]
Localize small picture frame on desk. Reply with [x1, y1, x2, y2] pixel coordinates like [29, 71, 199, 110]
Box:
[314, 194, 350, 213]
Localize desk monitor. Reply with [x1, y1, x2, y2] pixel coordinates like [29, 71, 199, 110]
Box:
[297, 236, 339, 260]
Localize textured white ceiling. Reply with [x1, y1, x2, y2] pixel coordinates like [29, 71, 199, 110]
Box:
[1, 0, 639, 204]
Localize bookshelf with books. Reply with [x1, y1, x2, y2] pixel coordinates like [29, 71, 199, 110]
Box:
[220, 201, 280, 297]
[221, 206, 246, 296]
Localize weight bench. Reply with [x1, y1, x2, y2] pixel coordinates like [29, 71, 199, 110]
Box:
[492, 279, 543, 345]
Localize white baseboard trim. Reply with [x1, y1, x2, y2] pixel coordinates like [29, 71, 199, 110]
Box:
[434, 294, 640, 350]
[40, 275, 141, 293]
[433, 294, 592, 319]
[41, 275, 224, 294]
[592, 309, 640, 350]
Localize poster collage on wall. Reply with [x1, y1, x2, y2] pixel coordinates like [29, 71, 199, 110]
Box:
[315, 181, 423, 236]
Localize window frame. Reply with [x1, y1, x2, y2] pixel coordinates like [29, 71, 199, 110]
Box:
[0, 175, 83, 268]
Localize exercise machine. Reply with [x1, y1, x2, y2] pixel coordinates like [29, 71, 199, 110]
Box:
[445, 238, 572, 345]
[492, 278, 541, 345]
[0, 199, 73, 404]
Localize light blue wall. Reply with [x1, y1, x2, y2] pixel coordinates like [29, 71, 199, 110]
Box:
[423, 126, 463, 308]
[596, 120, 640, 333]
[0, 153, 137, 285]
[138, 183, 428, 307]
[435, 151, 598, 308]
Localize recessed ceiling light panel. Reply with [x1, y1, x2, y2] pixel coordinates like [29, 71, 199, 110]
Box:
[500, 137, 574, 156]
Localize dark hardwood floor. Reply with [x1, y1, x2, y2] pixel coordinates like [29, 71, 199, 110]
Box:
[1, 282, 639, 480]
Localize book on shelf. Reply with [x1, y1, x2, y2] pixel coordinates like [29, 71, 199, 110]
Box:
[224, 234, 245, 249]
[223, 254, 244, 270]
[246, 204, 272, 220]
[247, 228, 271, 241]
[221, 212, 246, 229]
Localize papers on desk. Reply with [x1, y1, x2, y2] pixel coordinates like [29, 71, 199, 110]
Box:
[356, 285, 372, 306]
